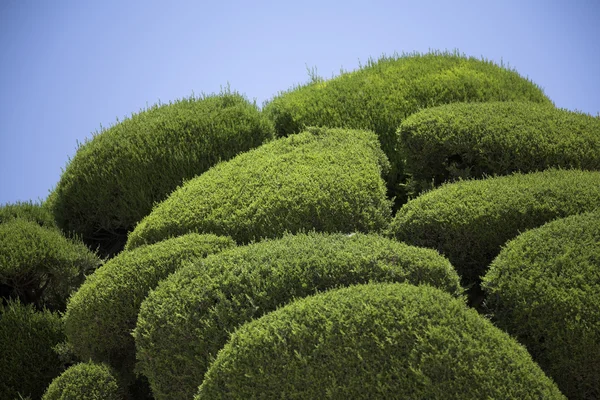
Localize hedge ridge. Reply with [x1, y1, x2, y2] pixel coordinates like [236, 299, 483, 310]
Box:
[399, 101, 600, 194]
[134, 232, 463, 400]
[197, 283, 564, 400]
[50, 91, 274, 256]
[482, 211, 600, 400]
[126, 127, 392, 249]
[42, 362, 121, 400]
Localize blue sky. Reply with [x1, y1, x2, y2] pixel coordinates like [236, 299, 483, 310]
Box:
[1, 0, 599, 205]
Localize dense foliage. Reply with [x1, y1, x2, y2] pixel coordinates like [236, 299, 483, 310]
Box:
[0, 300, 65, 400]
[42, 362, 121, 400]
[0, 219, 101, 311]
[197, 283, 564, 400]
[389, 169, 600, 300]
[50, 91, 274, 257]
[134, 232, 463, 400]
[126, 127, 392, 249]
[482, 211, 600, 400]
[0, 201, 57, 228]
[399, 101, 600, 194]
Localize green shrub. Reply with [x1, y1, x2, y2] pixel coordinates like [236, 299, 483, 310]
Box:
[134, 232, 463, 400]
[0, 300, 64, 400]
[64, 233, 235, 380]
[50, 91, 274, 257]
[0, 219, 101, 311]
[197, 282, 564, 400]
[126, 127, 392, 249]
[399, 101, 600, 194]
[0, 201, 56, 228]
[389, 169, 600, 300]
[42, 362, 121, 400]
[264, 50, 552, 203]
[482, 211, 600, 400]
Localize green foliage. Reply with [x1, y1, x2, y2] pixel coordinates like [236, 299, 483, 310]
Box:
[197, 282, 564, 400]
[399, 101, 600, 195]
[0, 300, 64, 400]
[0, 201, 57, 228]
[389, 169, 600, 300]
[263, 50, 552, 204]
[482, 211, 600, 400]
[134, 232, 463, 400]
[126, 127, 392, 249]
[0, 219, 101, 311]
[51, 91, 274, 257]
[42, 362, 121, 400]
[63, 233, 235, 382]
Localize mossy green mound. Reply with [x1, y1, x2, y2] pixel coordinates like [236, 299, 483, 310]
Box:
[197, 283, 564, 400]
[51, 92, 274, 257]
[389, 169, 600, 300]
[482, 211, 600, 400]
[1, 300, 64, 400]
[126, 127, 392, 249]
[134, 232, 462, 400]
[399, 101, 600, 194]
[0, 201, 57, 228]
[264, 51, 551, 202]
[0, 219, 101, 311]
[42, 362, 121, 400]
[64, 233, 235, 381]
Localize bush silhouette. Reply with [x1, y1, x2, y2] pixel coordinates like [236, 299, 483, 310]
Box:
[483, 211, 600, 400]
[42, 362, 121, 400]
[197, 283, 564, 400]
[134, 232, 463, 400]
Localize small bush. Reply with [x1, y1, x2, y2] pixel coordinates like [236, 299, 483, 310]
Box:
[64, 233, 235, 380]
[0, 201, 57, 228]
[0, 219, 101, 311]
[50, 91, 274, 257]
[482, 211, 600, 400]
[134, 232, 463, 400]
[197, 283, 564, 400]
[389, 169, 600, 301]
[126, 127, 392, 249]
[0, 300, 64, 400]
[399, 101, 600, 194]
[264, 50, 551, 203]
[42, 362, 121, 400]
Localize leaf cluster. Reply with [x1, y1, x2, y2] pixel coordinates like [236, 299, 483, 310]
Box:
[42, 362, 121, 400]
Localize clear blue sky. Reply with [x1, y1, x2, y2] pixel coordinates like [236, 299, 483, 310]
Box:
[1, 0, 599, 205]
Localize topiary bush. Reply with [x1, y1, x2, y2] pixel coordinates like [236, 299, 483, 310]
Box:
[482, 211, 600, 400]
[389, 169, 600, 302]
[0, 201, 57, 228]
[63, 233, 235, 382]
[197, 282, 565, 400]
[134, 232, 463, 400]
[42, 362, 121, 400]
[398, 101, 600, 195]
[50, 91, 274, 257]
[0, 300, 65, 400]
[0, 219, 101, 311]
[126, 127, 393, 249]
[263, 50, 552, 204]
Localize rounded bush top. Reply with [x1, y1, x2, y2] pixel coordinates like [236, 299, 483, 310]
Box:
[482, 210, 600, 399]
[0, 201, 56, 228]
[42, 362, 121, 400]
[134, 232, 463, 400]
[197, 282, 565, 400]
[399, 101, 600, 194]
[51, 91, 274, 256]
[126, 127, 392, 249]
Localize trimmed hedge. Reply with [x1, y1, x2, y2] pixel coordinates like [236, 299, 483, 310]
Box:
[264, 50, 551, 203]
[63, 233, 235, 380]
[50, 91, 274, 257]
[134, 232, 463, 400]
[0, 219, 101, 311]
[42, 362, 121, 400]
[126, 127, 392, 249]
[0, 201, 56, 228]
[197, 283, 565, 400]
[389, 169, 600, 297]
[399, 101, 600, 194]
[0, 300, 65, 400]
[482, 211, 600, 400]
